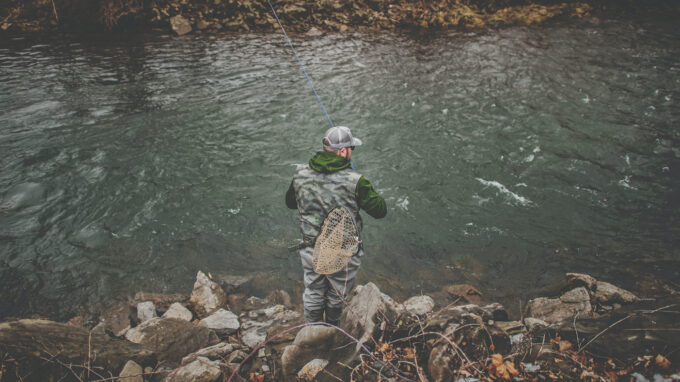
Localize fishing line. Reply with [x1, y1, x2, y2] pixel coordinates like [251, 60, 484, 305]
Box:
[266, 0, 334, 129]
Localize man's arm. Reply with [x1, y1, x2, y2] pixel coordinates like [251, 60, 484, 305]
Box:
[285, 180, 297, 209]
[356, 176, 386, 218]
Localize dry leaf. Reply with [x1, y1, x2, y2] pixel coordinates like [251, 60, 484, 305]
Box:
[504, 360, 519, 376]
[655, 354, 671, 369]
[248, 373, 264, 382]
[558, 340, 572, 352]
[489, 354, 514, 380]
[490, 344, 495, 352]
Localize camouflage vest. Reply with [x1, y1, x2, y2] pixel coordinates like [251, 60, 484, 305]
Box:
[292, 164, 363, 243]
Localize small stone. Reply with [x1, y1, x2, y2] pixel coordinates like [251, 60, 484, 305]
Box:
[137, 301, 157, 323]
[181, 342, 234, 364]
[163, 302, 193, 321]
[261, 365, 270, 372]
[118, 360, 143, 382]
[594, 281, 639, 304]
[226, 350, 247, 364]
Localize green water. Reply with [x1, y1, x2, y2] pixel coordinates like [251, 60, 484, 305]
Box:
[1, 16, 679, 319]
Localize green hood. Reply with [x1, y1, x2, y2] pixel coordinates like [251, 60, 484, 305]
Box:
[309, 151, 351, 173]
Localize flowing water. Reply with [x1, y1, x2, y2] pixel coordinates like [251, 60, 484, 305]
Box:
[1, 14, 679, 320]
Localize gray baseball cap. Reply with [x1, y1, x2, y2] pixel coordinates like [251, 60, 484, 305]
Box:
[322, 126, 363, 150]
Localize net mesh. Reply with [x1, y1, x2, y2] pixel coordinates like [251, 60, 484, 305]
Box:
[312, 207, 360, 275]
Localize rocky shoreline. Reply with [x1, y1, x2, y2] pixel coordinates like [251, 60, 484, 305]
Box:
[1, 271, 678, 381]
[1, 0, 677, 36]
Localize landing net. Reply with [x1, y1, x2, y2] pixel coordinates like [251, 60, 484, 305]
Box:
[312, 207, 360, 275]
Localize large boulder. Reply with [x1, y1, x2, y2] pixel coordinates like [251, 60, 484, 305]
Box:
[125, 317, 218, 363]
[189, 271, 228, 318]
[0, 319, 155, 379]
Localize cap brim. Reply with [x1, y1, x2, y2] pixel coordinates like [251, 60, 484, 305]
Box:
[351, 137, 363, 146]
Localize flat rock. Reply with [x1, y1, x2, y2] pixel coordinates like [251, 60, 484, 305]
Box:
[119, 360, 143, 382]
[403, 295, 435, 316]
[523, 317, 549, 332]
[181, 342, 234, 364]
[594, 281, 639, 305]
[281, 326, 336, 380]
[169, 15, 192, 36]
[189, 271, 228, 318]
[125, 317, 218, 363]
[198, 309, 240, 337]
[162, 302, 193, 321]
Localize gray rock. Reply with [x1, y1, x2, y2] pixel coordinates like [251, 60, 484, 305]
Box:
[119, 360, 143, 382]
[226, 349, 247, 364]
[215, 274, 253, 293]
[560, 287, 591, 303]
[566, 273, 598, 290]
[124, 317, 218, 363]
[162, 302, 193, 321]
[182, 342, 234, 364]
[165, 356, 221, 382]
[403, 295, 435, 316]
[594, 281, 639, 305]
[198, 309, 240, 336]
[240, 320, 269, 349]
[297, 359, 329, 381]
[523, 317, 549, 332]
[281, 326, 336, 380]
[137, 301, 157, 323]
[169, 15, 192, 36]
[526, 287, 593, 324]
[189, 271, 228, 318]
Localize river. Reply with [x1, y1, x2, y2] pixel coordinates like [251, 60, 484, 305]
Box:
[1, 14, 678, 320]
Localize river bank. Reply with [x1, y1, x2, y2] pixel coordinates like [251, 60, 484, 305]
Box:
[1, 0, 678, 36]
[1, 271, 678, 381]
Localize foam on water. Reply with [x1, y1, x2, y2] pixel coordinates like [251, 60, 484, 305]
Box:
[476, 178, 534, 207]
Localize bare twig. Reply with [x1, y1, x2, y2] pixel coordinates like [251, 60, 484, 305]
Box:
[51, 0, 59, 23]
[573, 311, 581, 352]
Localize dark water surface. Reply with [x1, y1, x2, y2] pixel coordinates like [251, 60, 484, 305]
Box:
[1, 15, 679, 320]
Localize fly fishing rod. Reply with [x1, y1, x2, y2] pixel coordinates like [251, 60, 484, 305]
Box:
[266, 0, 359, 170]
[266, 0, 334, 129]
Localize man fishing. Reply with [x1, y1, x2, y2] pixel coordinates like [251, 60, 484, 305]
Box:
[286, 125, 387, 325]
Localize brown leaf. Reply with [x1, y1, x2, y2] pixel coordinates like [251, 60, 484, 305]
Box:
[558, 340, 572, 352]
[504, 361, 519, 376]
[655, 354, 671, 369]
